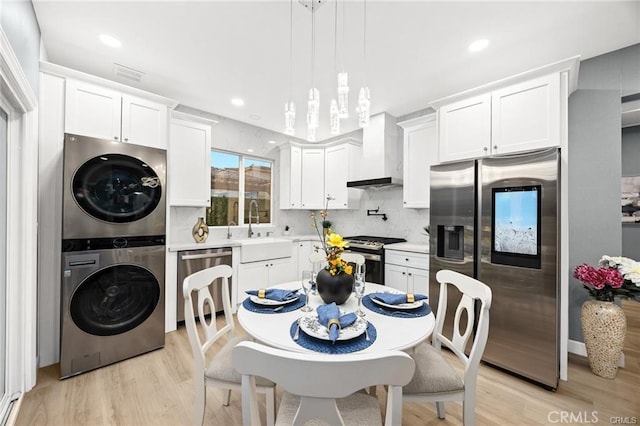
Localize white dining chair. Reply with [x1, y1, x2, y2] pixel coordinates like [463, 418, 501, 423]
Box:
[233, 341, 415, 426]
[341, 252, 366, 266]
[308, 251, 327, 271]
[183, 264, 276, 426]
[403, 269, 492, 426]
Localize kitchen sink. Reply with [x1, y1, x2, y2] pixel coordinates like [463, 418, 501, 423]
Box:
[238, 238, 293, 263]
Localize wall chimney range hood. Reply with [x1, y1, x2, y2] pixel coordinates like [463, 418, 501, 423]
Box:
[346, 112, 403, 189]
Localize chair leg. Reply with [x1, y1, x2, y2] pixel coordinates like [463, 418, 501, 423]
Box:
[222, 388, 232, 406]
[368, 385, 377, 397]
[264, 388, 276, 426]
[194, 377, 206, 426]
[436, 401, 446, 419]
[462, 400, 475, 426]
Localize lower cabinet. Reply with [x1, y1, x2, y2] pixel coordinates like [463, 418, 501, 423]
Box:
[237, 257, 294, 298]
[384, 250, 429, 297]
[295, 239, 323, 278]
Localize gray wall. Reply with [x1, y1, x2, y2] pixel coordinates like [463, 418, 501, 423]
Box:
[622, 126, 640, 260]
[568, 43, 640, 342]
[0, 0, 40, 95]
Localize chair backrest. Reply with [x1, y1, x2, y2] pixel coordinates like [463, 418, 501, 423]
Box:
[433, 270, 492, 385]
[340, 252, 365, 266]
[183, 264, 235, 371]
[233, 341, 415, 426]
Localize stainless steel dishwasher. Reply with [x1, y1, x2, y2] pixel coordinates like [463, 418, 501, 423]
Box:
[177, 247, 233, 323]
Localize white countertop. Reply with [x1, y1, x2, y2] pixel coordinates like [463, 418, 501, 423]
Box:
[384, 242, 429, 254]
[168, 239, 240, 252]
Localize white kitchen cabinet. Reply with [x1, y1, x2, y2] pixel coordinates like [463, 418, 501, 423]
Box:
[491, 73, 561, 155]
[169, 112, 216, 206]
[237, 256, 294, 297]
[398, 114, 438, 208]
[384, 250, 429, 298]
[300, 148, 325, 209]
[279, 144, 303, 209]
[437, 73, 563, 163]
[324, 139, 362, 209]
[295, 239, 324, 278]
[65, 79, 168, 149]
[438, 94, 492, 163]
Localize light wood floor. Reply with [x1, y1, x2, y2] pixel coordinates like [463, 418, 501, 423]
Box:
[16, 305, 640, 426]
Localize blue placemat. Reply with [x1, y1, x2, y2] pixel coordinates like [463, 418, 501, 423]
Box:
[289, 319, 377, 354]
[242, 295, 307, 314]
[362, 294, 431, 318]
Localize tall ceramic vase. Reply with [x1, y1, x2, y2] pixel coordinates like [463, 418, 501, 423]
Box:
[581, 300, 626, 379]
[192, 217, 209, 243]
[316, 269, 354, 305]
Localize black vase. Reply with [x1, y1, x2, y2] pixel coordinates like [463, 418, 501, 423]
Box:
[316, 269, 354, 305]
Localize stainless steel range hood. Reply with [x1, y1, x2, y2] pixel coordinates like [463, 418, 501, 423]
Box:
[346, 112, 403, 189]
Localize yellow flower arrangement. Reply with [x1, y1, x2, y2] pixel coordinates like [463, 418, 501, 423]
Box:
[311, 205, 352, 276]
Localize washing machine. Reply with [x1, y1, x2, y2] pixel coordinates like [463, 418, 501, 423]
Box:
[60, 236, 165, 379]
[62, 133, 166, 239]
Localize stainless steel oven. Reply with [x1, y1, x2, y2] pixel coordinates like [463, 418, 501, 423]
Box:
[344, 236, 406, 284]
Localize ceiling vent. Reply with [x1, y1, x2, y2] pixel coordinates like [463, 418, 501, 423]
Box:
[113, 63, 144, 83]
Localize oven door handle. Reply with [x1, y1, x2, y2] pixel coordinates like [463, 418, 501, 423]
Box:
[345, 250, 381, 262]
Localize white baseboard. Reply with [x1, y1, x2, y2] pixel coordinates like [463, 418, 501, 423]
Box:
[568, 339, 625, 368]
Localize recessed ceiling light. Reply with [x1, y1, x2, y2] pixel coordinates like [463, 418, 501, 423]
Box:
[231, 98, 245, 107]
[468, 39, 489, 52]
[247, 148, 254, 153]
[99, 34, 122, 48]
[268, 140, 277, 144]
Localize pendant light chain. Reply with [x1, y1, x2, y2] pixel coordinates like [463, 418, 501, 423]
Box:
[357, 0, 371, 128]
[284, 0, 296, 135]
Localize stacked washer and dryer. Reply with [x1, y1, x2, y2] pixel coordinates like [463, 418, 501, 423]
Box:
[60, 133, 166, 378]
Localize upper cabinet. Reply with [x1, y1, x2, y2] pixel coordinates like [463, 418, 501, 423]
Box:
[300, 148, 325, 209]
[65, 79, 169, 149]
[433, 58, 578, 163]
[279, 138, 362, 210]
[398, 114, 438, 208]
[324, 138, 362, 209]
[169, 111, 217, 206]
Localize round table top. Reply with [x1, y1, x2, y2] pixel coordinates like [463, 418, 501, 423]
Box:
[237, 282, 434, 354]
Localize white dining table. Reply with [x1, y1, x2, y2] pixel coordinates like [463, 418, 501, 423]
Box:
[237, 282, 435, 354]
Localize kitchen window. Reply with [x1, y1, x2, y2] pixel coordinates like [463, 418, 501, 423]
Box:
[206, 150, 272, 226]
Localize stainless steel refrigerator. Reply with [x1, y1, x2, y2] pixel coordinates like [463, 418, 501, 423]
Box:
[429, 147, 559, 390]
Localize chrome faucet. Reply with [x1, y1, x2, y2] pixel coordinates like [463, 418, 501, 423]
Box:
[248, 200, 259, 238]
[227, 221, 237, 239]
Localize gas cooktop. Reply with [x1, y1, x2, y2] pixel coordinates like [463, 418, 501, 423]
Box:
[344, 235, 406, 251]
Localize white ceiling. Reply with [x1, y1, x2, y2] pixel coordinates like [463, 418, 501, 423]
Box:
[32, 0, 640, 141]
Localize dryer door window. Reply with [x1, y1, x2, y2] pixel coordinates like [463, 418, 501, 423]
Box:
[70, 264, 161, 336]
[72, 153, 162, 223]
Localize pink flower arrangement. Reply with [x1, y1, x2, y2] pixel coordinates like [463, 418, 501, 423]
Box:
[573, 256, 640, 302]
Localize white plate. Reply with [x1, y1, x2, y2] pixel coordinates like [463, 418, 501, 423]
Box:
[370, 295, 423, 310]
[299, 311, 367, 341]
[249, 295, 299, 306]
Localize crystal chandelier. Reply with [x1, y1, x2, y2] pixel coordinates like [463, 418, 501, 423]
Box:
[283, 0, 371, 141]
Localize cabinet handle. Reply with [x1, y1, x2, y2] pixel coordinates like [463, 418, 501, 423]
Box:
[493, 145, 498, 150]
[402, 272, 406, 275]
[124, 138, 129, 142]
[403, 201, 407, 204]
[291, 203, 294, 206]
[483, 146, 488, 152]
[405, 258, 409, 262]
[114, 136, 119, 141]
[343, 203, 346, 206]
[408, 273, 413, 276]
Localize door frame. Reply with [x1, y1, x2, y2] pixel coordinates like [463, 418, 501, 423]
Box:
[0, 26, 39, 419]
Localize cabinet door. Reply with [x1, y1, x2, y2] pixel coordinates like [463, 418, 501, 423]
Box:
[290, 146, 302, 208]
[400, 116, 437, 208]
[438, 94, 491, 163]
[237, 262, 268, 297]
[384, 264, 408, 292]
[324, 144, 349, 208]
[300, 148, 325, 209]
[407, 267, 429, 299]
[121, 95, 168, 149]
[491, 73, 560, 155]
[65, 80, 121, 141]
[268, 257, 294, 286]
[296, 241, 313, 276]
[169, 117, 212, 206]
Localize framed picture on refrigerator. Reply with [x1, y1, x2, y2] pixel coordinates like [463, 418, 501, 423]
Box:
[622, 176, 640, 224]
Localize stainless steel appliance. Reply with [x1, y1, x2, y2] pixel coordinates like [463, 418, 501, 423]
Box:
[430, 147, 559, 389]
[177, 248, 233, 323]
[60, 236, 165, 379]
[62, 133, 166, 239]
[343, 236, 406, 284]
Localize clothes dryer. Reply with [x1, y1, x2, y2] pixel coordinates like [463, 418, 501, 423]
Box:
[60, 236, 165, 378]
[62, 133, 166, 239]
